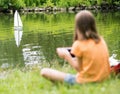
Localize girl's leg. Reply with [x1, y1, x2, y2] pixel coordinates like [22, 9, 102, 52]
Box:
[41, 68, 67, 82]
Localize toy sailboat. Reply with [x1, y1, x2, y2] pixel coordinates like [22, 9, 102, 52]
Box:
[14, 10, 23, 47]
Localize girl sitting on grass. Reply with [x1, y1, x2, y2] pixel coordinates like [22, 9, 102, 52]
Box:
[41, 10, 110, 84]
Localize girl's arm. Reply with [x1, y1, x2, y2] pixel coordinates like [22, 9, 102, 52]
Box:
[56, 48, 81, 72]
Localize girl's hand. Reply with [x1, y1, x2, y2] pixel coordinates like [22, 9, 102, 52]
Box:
[56, 48, 71, 60]
[56, 48, 80, 72]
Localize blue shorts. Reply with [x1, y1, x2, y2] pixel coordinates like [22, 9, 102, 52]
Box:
[64, 74, 76, 85]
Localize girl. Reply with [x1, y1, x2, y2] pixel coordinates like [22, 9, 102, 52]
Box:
[41, 10, 110, 84]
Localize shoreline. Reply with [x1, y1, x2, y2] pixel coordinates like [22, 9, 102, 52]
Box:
[0, 4, 120, 14]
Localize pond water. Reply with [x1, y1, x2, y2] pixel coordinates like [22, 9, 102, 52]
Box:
[0, 11, 120, 68]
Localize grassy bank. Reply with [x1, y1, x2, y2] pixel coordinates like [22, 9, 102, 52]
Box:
[0, 62, 120, 94]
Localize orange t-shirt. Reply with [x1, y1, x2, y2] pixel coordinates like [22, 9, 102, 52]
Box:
[71, 38, 110, 84]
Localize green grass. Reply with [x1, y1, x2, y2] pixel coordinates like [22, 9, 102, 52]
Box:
[0, 63, 120, 94]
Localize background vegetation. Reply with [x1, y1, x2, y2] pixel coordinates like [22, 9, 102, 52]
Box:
[0, 0, 120, 10]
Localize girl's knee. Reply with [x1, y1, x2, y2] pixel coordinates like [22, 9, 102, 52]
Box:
[40, 68, 50, 76]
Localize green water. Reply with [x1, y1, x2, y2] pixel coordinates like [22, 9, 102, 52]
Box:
[0, 11, 120, 67]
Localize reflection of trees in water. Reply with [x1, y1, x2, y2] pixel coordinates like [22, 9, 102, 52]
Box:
[24, 12, 75, 23]
[95, 12, 120, 59]
[23, 12, 75, 32]
[0, 14, 13, 32]
[0, 14, 13, 40]
[21, 31, 73, 64]
[21, 13, 75, 64]
[37, 31, 73, 64]
[0, 40, 24, 67]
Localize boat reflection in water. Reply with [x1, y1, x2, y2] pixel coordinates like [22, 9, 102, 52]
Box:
[14, 29, 23, 47]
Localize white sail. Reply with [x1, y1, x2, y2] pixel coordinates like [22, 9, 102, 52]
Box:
[14, 30, 23, 47]
[14, 10, 23, 27]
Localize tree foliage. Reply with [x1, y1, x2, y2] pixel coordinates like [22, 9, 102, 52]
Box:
[0, 0, 120, 9]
